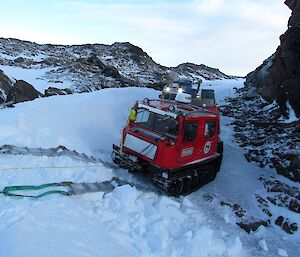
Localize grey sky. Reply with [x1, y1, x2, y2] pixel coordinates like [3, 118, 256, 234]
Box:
[0, 0, 291, 75]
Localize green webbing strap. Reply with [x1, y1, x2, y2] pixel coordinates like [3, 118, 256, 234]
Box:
[1, 182, 73, 198]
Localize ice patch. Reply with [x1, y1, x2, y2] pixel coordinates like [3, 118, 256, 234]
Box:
[111, 184, 139, 212]
[284, 101, 298, 123]
[189, 226, 227, 256]
[259, 238, 269, 251]
[278, 248, 288, 257]
[227, 237, 243, 257]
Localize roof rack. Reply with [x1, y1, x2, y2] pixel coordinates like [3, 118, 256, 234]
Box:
[139, 98, 217, 118]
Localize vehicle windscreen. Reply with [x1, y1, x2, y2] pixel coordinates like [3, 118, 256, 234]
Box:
[135, 109, 179, 138]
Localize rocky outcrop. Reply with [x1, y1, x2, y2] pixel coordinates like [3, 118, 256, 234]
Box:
[0, 70, 43, 105]
[286, 0, 300, 27]
[245, 0, 300, 118]
[173, 63, 235, 81]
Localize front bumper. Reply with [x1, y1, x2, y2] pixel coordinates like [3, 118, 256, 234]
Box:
[112, 144, 139, 170]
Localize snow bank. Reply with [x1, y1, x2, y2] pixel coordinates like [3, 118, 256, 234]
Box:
[0, 65, 73, 92]
[93, 185, 245, 257]
[0, 87, 159, 157]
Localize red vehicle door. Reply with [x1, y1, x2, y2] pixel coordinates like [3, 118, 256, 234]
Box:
[177, 121, 200, 164]
[198, 119, 218, 159]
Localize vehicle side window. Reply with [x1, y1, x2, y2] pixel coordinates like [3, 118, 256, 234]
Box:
[184, 122, 198, 142]
[205, 121, 216, 138]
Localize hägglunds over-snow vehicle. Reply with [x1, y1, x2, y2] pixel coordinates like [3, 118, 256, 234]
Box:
[112, 92, 223, 196]
[160, 79, 201, 100]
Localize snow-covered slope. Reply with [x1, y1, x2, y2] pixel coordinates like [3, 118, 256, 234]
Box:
[0, 79, 299, 257]
[0, 38, 236, 94]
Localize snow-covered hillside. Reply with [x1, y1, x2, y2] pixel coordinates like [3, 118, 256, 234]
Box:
[0, 38, 236, 95]
[0, 79, 299, 257]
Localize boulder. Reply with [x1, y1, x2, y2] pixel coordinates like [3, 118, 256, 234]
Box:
[86, 54, 106, 69]
[14, 57, 25, 63]
[275, 215, 298, 234]
[44, 87, 73, 97]
[10, 80, 43, 103]
[102, 66, 121, 79]
[237, 220, 269, 233]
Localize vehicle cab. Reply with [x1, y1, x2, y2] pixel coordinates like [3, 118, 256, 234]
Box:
[119, 97, 220, 171]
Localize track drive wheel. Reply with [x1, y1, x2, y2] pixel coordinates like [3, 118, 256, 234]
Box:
[208, 166, 217, 182]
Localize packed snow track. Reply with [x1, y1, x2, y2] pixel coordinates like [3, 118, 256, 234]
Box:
[0, 83, 299, 257]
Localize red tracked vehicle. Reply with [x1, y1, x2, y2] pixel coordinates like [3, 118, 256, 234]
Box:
[112, 92, 223, 196]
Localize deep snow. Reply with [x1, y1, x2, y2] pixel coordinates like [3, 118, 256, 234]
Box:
[0, 79, 299, 257]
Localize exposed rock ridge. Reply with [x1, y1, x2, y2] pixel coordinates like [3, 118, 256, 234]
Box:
[245, 0, 300, 119]
[0, 38, 237, 94]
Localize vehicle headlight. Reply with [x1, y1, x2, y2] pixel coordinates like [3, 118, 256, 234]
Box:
[165, 87, 170, 92]
[178, 88, 183, 93]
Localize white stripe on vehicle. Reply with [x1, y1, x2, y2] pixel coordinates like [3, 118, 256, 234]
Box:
[124, 134, 157, 160]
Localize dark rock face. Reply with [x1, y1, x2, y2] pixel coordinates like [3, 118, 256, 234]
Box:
[0, 70, 14, 104]
[245, 1, 300, 118]
[286, 0, 300, 27]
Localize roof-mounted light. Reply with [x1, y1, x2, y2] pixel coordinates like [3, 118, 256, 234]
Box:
[175, 92, 192, 103]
